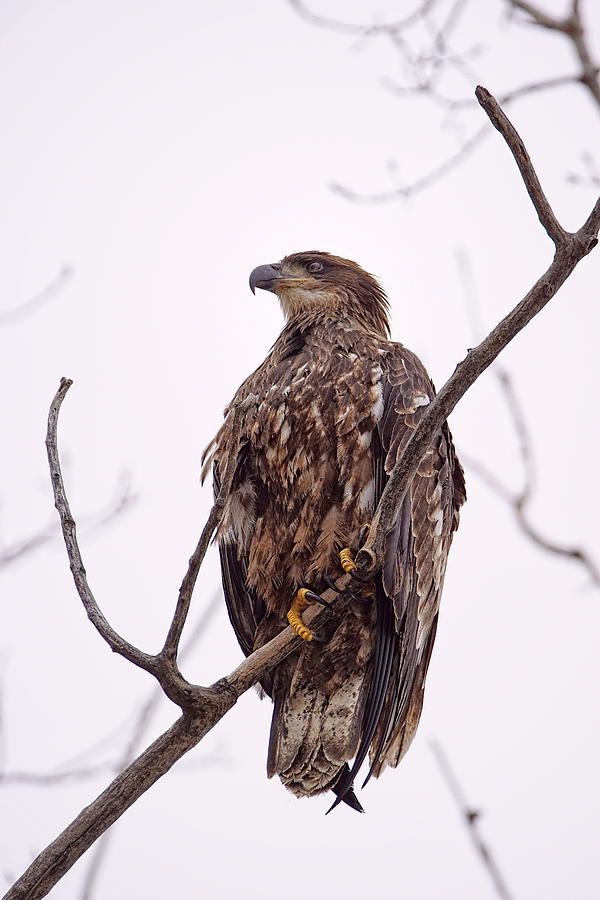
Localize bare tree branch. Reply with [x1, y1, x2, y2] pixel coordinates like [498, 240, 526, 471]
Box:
[457, 251, 600, 588]
[0, 594, 221, 795]
[79, 592, 221, 900]
[161, 396, 257, 663]
[46, 381, 158, 674]
[463, 446, 600, 586]
[127, 590, 221, 759]
[294, 0, 600, 202]
[45, 381, 256, 706]
[4, 717, 211, 900]
[331, 123, 489, 203]
[478, 86, 568, 244]
[356, 86, 600, 574]
[431, 741, 516, 900]
[0, 268, 73, 326]
[333, 65, 583, 203]
[4, 602, 331, 899]
[5, 88, 600, 900]
[507, 0, 600, 109]
[509, 0, 569, 32]
[430, 74, 585, 111]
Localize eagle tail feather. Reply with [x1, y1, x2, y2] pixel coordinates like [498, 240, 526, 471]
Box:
[268, 651, 368, 805]
[329, 580, 397, 810]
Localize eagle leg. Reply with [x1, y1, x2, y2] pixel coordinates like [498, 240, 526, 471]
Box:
[286, 588, 332, 642]
[339, 522, 371, 575]
[339, 525, 375, 601]
[339, 546, 358, 574]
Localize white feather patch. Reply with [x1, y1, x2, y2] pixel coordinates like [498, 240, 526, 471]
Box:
[358, 477, 375, 511]
[343, 481, 354, 505]
[219, 480, 257, 548]
[430, 506, 444, 536]
[371, 381, 384, 421]
[411, 393, 430, 410]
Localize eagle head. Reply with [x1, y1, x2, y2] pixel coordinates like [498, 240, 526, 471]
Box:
[249, 251, 390, 338]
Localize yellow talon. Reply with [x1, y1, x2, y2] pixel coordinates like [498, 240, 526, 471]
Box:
[287, 588, 315, 641]
[340, 524, 371, 574]
[339, 547, 357, 573]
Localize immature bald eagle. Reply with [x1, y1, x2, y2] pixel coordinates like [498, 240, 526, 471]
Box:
[204, 252, 465, 812]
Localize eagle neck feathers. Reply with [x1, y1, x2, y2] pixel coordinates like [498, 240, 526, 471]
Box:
[279, 286, 390, 342]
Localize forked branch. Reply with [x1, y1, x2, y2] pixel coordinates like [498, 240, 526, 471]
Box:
[6, 87, 600, 900]
[355, 86, 600, 574]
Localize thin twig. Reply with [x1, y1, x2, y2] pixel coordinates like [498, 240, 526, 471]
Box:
[0, 764, 113, 787]
[45, 379, 157, 674]
[457, 252, 600, 588]
[131, 589, 221, 755]
[161, 396, 257, 662]
[508, 0, 600, 109]
[288, 0, 438, 36]
[0, 268, 73, 326]
[432, 74, 583, 110]
[509, 0, 567, 31]
[302, 0, 600, 203]
[475, 86, 567, 245]
[567, 151, 600, 189]
[331, 124, 489, 203]
[463, 449, 600, 586]
[431, 741, 516, 900]
[495, 371, 535, 500]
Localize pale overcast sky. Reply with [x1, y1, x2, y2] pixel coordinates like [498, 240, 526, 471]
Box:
[1, 2, 599, 898]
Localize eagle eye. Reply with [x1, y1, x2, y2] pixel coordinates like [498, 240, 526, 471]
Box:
[307, 261, 323, 273]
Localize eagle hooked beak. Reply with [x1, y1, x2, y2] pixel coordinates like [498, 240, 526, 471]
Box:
[249, 264, 306, 295]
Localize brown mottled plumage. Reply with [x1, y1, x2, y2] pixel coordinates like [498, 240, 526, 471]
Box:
[203, 251, 465, 812]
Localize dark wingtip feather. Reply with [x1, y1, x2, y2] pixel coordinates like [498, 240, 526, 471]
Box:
[341, 787, 365, 814]
[326, 764, 365, 814]
[326, 791, 364, 815]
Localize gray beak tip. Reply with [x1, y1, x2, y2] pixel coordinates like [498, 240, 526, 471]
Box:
[249, 263, 280, 295]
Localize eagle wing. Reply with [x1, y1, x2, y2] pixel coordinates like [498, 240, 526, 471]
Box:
[331, 343, 465, 806]
[212, 451, 265, 661]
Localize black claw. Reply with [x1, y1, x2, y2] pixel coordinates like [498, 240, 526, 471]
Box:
[323, 576, 343, 594]
[347, 568, 370, 585]
[305, 590, 333, 610]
